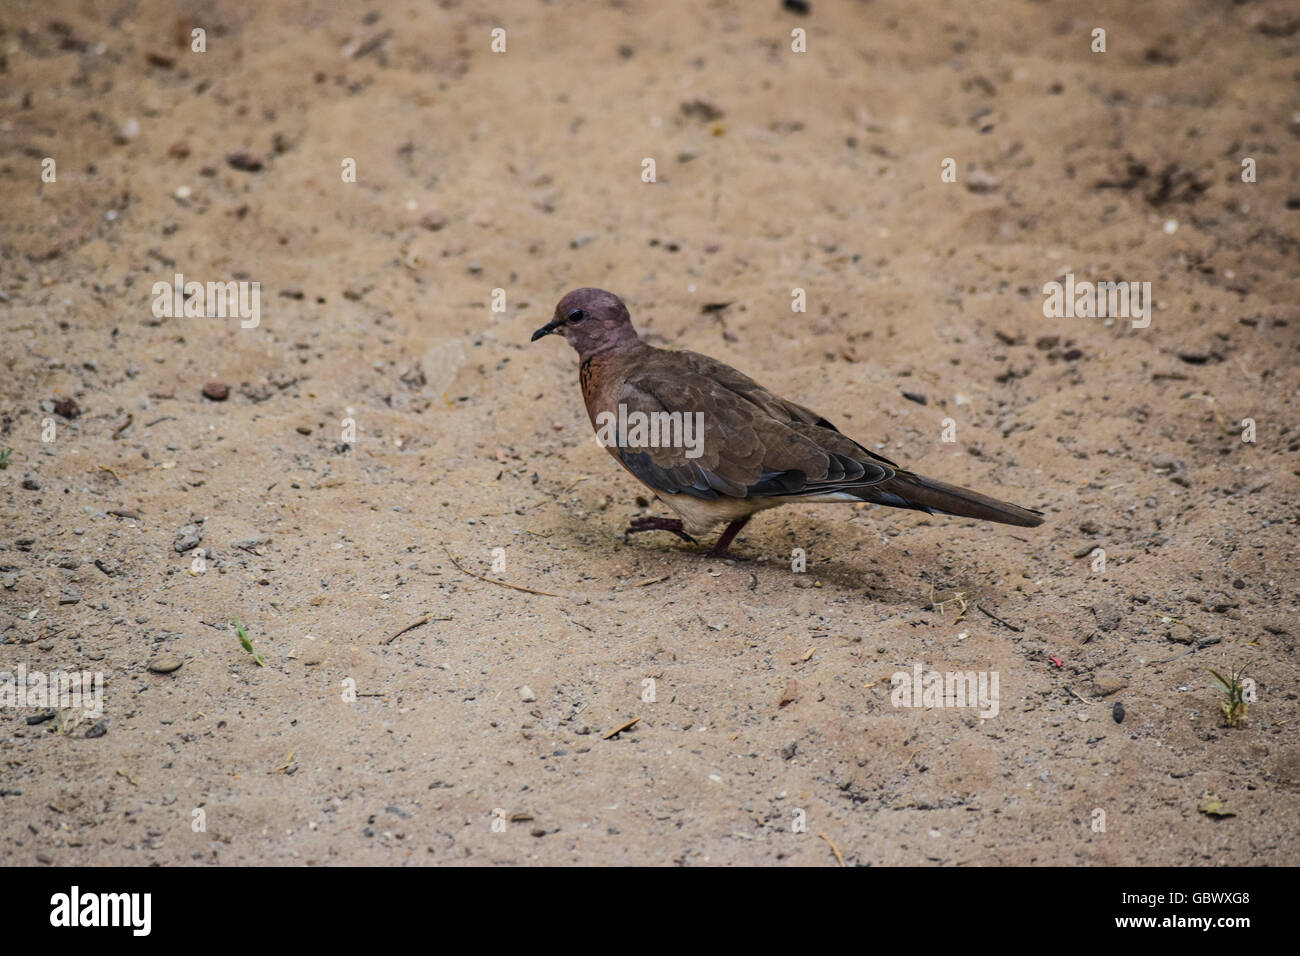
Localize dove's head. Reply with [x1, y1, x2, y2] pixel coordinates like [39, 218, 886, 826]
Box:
[531, 288, 641, 357]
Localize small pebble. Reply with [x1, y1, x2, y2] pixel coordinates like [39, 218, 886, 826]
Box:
[227, 152, 263, 172]
[1092, 675, 1128, 697]
[419, 209, 449, 231]
[173, 525, 202, 553]
[148, 655, 184, 674]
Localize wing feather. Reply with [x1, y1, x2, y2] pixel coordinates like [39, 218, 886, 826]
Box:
[606, 349, 895, 501]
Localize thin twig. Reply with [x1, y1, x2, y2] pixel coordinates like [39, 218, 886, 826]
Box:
[975, 604, 1023, 632]
[443, 547, 559, 597]
[351, 29, 392, 59]
[603, 716, 641, 739]
[818, 832, 846, 867]
[271, 749, 296, 774]
[112, 414, 133, 439]
[1154, 611, 1202, 633]
[926, 583, 968, 621]
[382, 615, 452, 645]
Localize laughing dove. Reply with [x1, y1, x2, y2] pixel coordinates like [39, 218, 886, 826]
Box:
[532, 288, 1044, 556]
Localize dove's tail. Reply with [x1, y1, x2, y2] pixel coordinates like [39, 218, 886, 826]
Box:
[855, 472, 1045, 527]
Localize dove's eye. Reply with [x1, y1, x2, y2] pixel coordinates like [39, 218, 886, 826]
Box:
[566, 308, 586, 323]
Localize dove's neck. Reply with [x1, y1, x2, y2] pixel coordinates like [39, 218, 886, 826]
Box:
[576, 326, 642, 362]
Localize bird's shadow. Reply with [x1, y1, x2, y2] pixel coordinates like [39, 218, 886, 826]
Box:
[613, 515, 1008, 609]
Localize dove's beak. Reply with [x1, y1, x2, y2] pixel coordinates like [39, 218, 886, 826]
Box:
[530, 317, 562, 342]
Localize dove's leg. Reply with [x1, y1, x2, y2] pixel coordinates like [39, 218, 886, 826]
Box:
[707, 516, 752, 557]
[625, 515, 697, 545]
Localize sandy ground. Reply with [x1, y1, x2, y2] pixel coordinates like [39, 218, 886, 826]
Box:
[1, 0, 1298, 866]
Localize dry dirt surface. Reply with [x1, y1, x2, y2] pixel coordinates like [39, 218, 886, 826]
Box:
[1, 0, 1298, 867]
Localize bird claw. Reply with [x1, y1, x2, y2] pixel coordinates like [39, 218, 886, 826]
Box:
[624, 515, 697, 545]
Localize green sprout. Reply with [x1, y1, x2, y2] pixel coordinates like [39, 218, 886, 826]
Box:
[234, 619, 266, 667]
[1207, 660, 1256, 728]
[0, 448, 11, 470]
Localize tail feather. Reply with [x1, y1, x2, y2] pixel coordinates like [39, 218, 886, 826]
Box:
[857, 472, 1044, 528]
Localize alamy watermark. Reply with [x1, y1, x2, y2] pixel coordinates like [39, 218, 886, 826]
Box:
[1042, 273, 1151, 329]
[49, 886, 150, 936]
[891, 663, 999, 718]
[151, 272, 260, 328]
[0, 664, 103, 718]
[593, 403, 705, 459]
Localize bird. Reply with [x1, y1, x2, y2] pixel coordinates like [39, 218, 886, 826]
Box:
[532, 288, 1044, 557]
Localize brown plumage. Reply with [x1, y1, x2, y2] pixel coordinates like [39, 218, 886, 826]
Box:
[532, 288, 1044, 556]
